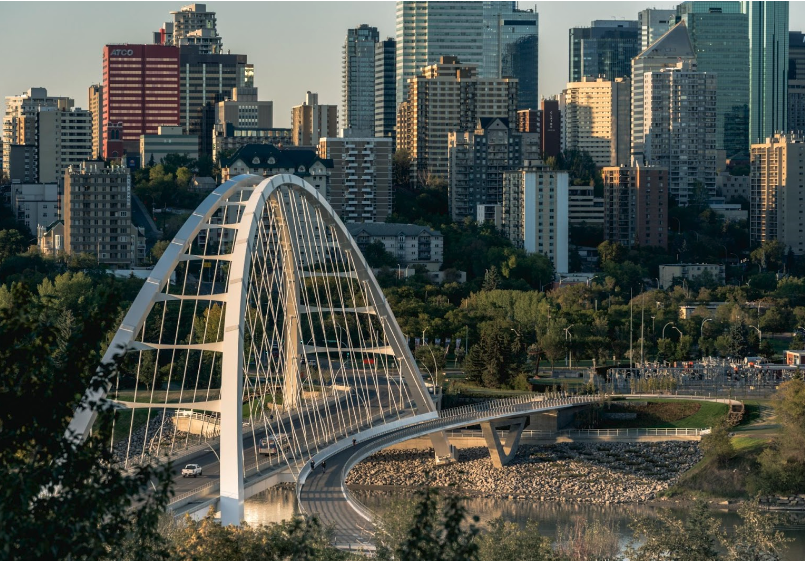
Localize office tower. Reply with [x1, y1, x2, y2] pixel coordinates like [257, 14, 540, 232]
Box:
[631, 22, 695, 161]
[178, 47, 252, 155]
[102, 45, 180, 159]
[395, 1, 486, 105]
[748, 1, 789, 144]
[140, 126, 198, 167]
[789, 31, 805, 134]
[568, 20, 639, 83]
[342, 25, 379, 135]
[540, 98, 561, 158]
[291, 92, 338, 147]
[448, 117, 538, 221]
[211, 87, 280, 158]
[603, 164, 669, 249]
[375, 37, 397, 142]
[483, 3, 539, 110]
[563, 77, 630, 167]
[676, 2, 749, 158]
[3, 88, 73, 181]
[397, 56, 518, 186]
[637, 8, 676, 51]
[750, 134, 805, 253]
[517, 109, 540, 134]
[644, 60, 717, 205]
[154, 3, 222, 55]
[502, 160, 569, 274]
[63, 160, 139, 268]
[319, 134, 393, 223]
[88, 84, 103, 159]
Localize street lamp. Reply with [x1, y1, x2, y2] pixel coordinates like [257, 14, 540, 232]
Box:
[700, 318, 713, 339]
[564, 325, 574, 369]
[672, 327, 683, 338]
[750, 325, 762, 343]
[662, 322, 675, 340]
[651, 315, 656, 335]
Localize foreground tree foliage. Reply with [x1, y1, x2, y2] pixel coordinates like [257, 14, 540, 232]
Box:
[758, 377, 805, 492]
[0, 284, 173, 560]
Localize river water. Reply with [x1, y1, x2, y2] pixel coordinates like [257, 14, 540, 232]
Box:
[244, 486, 805, 559]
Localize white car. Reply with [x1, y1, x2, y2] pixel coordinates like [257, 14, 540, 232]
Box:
[181, 464, 202, 478]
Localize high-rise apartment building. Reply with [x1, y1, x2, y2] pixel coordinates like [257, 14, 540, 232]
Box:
[631, 22, 695, 161]
[397, 57, 518, 186]
[568, 185, 604, 225]
[88, 84, 103, 159]
[375, 37, 397, 142]
[63, 160, 139, 268]
[675, 2, 749, 158]
[10, 183, 59, 235]
[568, 20, 639, 83]
[154, 3, 222, 55]
[395, 1, 486, 106]
[502, 160, 569, 274]
[637, 8, 675, 51]
[3, 88, 73, 181]
[319, 134, 393, 223]
[342, 25, 379, 135]
[563, 77, 630, 167]
[748, 1, 789, 145]
[540, 98, 561, 158]
[603, 164, 669, 249]
[750, 133, 805, 254]
[517, 109, 540, 134]
[483, 3, 539, 110]
[102, 44, 180, 159]
[291, 92, 338, 147]
[36, 107, 93, 184]
[643, 60, 717, 205]
[789, 31, 805, 134]
[447, 117, 539, 221]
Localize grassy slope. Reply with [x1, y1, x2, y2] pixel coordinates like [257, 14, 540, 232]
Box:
[600, 399, 729, 429]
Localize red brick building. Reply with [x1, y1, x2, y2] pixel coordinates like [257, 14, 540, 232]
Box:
[102, 44, 180, 159]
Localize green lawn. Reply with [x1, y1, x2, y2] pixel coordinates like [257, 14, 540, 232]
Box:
[601, 399, 729, 429]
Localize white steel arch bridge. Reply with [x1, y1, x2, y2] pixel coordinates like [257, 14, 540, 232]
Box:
[68, 174, 457, 525]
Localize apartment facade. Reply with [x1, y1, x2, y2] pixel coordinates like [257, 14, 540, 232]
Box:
[563, 77, 630, 167]
[140, 125, 198, 166]
[347, 222, 443, 271]
[154, 3, 223, 55]
[568, 184, 604, 225]
[10, 183, 59, 234]
[637, 8, 675, 51]
[603, 164, 669, 249]
[88, 84, 103, 159]
[63, 160, 138, 268]
[291, 92, 338, 147]
[318, 135, 393, 223]
[643, 60, 717, 205]
[219, 144, 332, 195]
[502, 161, 569, 274]
[397, 57, 518, 186]
[750, 133, 805, 254]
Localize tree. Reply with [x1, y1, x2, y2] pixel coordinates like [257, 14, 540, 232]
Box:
[393, 148, 412, 188]
[724, 498, 791, 561]
[751, 240, 785, 272]
[151, 240, 170, 263]
[476, 519, 553, 561]
[541, 329, 568, 374]
[363, 240, 397, 268]
[597, 240, 625, 266]
[415, 344, 446, 382]
[758, 378, 805, 492]
[0, 283, 173, 560]
[0, 229, 29, 261]
[699, 421, 735, 467]
[482, 266, 501, 291]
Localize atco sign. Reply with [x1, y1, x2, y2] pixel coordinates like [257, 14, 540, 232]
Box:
[110, 49, 134, 56]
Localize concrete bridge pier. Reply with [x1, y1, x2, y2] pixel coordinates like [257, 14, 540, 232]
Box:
[430, 430, 458, 465]
[480, 416, 529, 468]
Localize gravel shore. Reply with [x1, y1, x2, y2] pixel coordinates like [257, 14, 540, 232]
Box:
[346, 442, 702, 505]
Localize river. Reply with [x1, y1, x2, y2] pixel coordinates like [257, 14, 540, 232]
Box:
[244, 486, 805, 559]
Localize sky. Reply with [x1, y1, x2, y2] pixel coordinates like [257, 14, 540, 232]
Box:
[1, 1, 804, 128]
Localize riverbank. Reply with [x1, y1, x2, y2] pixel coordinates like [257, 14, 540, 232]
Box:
[346, 442, 702, 505]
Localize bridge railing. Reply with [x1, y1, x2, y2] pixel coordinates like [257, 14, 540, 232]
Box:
[442, 426, 708, 439]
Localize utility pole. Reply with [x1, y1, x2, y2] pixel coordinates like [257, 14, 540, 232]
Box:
[640, 285, 645, 369]
[629, 288, 634, 371]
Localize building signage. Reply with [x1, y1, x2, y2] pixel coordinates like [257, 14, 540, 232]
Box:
[110, 49, 135, 56]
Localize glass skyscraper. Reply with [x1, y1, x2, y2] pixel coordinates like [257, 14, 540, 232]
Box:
[343, 24, 379, 135]
[568, 20, 640, 82]
[676, 2, 749, 158]
[375, 37, 397, 142]
[637, 8, 676, 51]
[747, 1, 789, 145]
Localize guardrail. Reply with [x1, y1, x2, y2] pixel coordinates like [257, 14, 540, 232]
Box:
[442, 427, 708, 439]
[171, 480, 217, 504]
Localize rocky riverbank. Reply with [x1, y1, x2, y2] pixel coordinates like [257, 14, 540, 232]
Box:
[346, 442, 702, 505]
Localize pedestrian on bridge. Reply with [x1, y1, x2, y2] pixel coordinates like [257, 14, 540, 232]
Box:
[310, 459, 315, 471]
[322, 460, 326, 472]
[352, 438, 357, 447]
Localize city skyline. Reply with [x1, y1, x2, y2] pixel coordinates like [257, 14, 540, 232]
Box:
[0, 0, 747, 127]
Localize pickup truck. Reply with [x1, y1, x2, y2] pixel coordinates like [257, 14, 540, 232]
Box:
[181, 464, 203, 478]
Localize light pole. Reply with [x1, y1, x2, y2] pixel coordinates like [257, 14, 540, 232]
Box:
[564, 325, 573, 369]
[422, 327, 428, 346]
[651, 315, 656, 335]
[672, 327, 683, 338]
[750, 325, 762, 343]
[700, 318, 713, 339]
[662, 322, 675, 340]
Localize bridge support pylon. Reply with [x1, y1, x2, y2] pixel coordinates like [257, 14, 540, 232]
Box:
[481, 416, 529, 468]
[430, 431, 458, 465]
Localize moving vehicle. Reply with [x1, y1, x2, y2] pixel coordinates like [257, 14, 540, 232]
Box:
[181, 464, 202, 478]
[258, 435, 290, 455]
